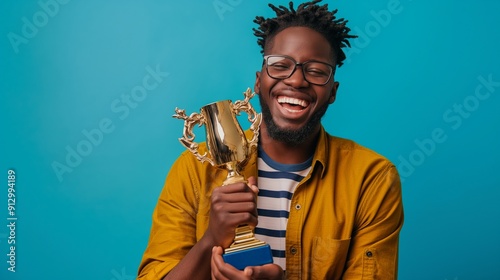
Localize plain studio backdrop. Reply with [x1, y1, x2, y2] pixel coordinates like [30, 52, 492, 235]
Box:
[1, 1, 499, 279]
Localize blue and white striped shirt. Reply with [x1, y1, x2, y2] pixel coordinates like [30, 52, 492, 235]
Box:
[255, 147, 312, 270]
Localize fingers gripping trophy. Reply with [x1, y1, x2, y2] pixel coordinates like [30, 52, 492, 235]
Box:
[173, 88, 273, 270]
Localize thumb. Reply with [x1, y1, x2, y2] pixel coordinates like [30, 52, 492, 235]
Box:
[243, 267, 254, 277]
[244, 264, 284, 279]
[247, 176, 258, 194]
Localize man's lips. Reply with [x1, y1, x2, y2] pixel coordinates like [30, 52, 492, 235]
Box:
[277, 95, 310, 112]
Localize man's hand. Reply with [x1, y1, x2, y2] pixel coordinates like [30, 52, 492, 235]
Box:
[211, 246, 284, 280]
[204, 176, 260, 248]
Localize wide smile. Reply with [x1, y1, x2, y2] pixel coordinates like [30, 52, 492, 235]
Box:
[277, 95, 310, 113]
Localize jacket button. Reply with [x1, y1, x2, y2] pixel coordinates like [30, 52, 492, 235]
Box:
[366, 251, 373, 257]
[290, 247, 297, 255]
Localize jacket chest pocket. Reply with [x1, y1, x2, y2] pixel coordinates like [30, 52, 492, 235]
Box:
[310, 237, 351, 280]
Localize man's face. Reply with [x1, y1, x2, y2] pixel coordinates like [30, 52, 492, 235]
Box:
[254, 26, 339, 145]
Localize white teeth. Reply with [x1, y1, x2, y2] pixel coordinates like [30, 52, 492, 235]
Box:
[277, 96, 308, 107]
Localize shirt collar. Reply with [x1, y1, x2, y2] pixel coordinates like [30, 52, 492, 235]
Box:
[243, 126, 329, 178]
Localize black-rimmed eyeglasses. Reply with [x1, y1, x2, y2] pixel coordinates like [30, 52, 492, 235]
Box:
[263, 55, 335, 85]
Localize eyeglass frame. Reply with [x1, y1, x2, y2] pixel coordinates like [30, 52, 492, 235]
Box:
[263, 54, 336, 86]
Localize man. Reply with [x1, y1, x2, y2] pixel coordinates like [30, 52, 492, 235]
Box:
[138, 1, 404, 279]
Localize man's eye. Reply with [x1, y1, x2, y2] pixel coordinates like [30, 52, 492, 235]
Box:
[306, 69, 328, 76]
[271, 64, 291, 70]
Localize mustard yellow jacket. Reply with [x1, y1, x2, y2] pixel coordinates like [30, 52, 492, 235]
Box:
[138, 127, 404, 279]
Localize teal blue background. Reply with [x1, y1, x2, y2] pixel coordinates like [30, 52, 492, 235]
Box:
[1, 0, 499, 279]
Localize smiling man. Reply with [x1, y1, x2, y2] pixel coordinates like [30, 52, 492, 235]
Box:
[138, 1, 403, 279]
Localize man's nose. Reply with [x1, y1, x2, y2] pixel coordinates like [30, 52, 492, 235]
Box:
[283, 66, 309, 88]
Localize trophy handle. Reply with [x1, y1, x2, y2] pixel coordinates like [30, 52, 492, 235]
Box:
[173, 108, 215, 165]
[232, 88, 262, 153]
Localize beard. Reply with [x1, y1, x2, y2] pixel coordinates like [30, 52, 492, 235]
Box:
[258, 93, 329, 146]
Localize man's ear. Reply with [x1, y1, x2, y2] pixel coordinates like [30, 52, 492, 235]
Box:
[329, 81, 339, 104]
[254, 71, 261, 94]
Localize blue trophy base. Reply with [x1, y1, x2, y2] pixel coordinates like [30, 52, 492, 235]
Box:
[222, 244, 273, 270]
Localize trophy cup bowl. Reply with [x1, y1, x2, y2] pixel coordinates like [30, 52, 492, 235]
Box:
[173, 88, 273, 270]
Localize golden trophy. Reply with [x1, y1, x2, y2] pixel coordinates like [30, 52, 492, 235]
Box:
[173, 88, 273, 270]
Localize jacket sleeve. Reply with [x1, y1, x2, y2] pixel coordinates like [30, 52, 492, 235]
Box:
[342, 163, 404, 279]
[137, 152, 201, 280]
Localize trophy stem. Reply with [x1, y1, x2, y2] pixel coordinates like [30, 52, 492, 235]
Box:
[224, 225, 267, 254]
[222, 161, 245, 186]
[221, 161, 268, 255]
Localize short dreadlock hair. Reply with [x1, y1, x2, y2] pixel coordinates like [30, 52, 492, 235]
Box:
[253, 0, 357, 67]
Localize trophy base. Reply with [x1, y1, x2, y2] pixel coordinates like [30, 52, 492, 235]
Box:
[222, 244, 273, 270]
[222, 225, 273, 269]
